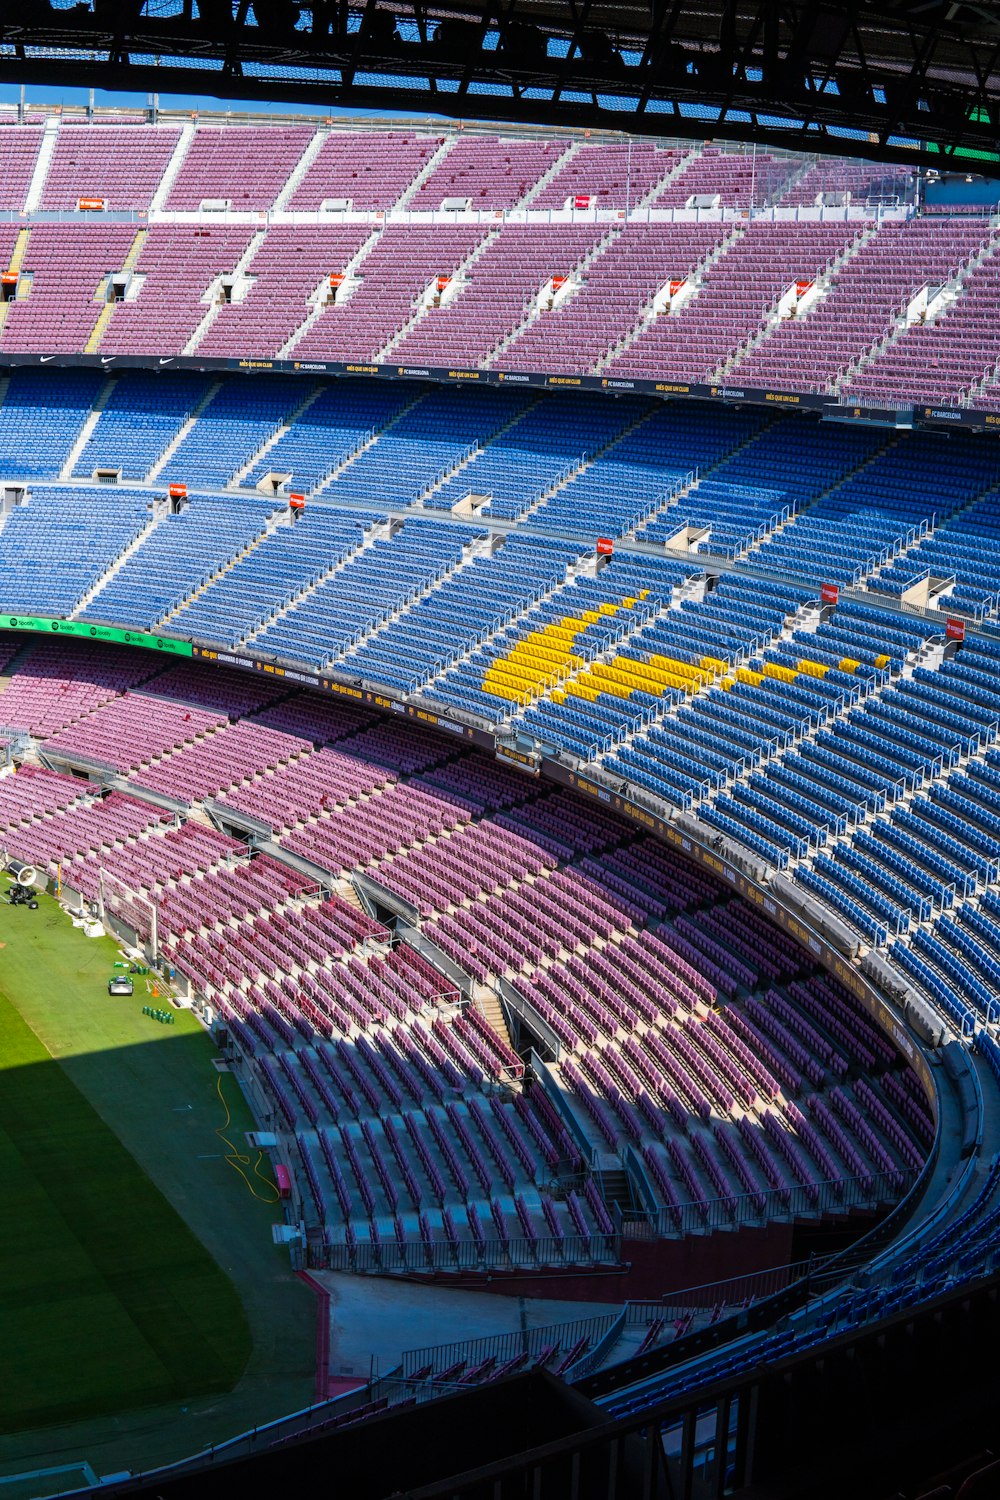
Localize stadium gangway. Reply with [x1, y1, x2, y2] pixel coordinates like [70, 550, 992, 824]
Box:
[530, 1050, 602, 1169]
[322, 1230, 623, 1276]
[400, 1309, 621, 1384]
[614, 1168, 916, 1242]
[497, 976, 563, 1063]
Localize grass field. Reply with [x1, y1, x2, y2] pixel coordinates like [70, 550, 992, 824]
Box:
[0, 885, 256, 1433]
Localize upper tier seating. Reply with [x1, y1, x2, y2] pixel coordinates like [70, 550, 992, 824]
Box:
[0, 119, 991, 406]
[603, 220, 872, 385]
[163, 126, 314, 211]
[407, 136, 569, 211]
[776, 158, 910, 208]
[391, 224, 611, 369]
[531, 141, 686, 211]
[291, 225, 489, 363]
[733, 217, 995, 394]
[39, 124, 182, 211]
[0, 125, 43, 209]
[495, 222, 726, 376]
[287, 131, 443, 212]
[653, 145, 796, 208]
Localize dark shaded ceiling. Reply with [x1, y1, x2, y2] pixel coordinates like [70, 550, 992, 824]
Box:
[2, 2, 999, 166]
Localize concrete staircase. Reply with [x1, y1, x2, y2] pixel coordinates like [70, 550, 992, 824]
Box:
[518, 140, 581, 208]
[277, 227, 383, 359]
[59, 375, 117, 479]
[311, 385, 429, 497]
[85, 228, 149, 355]
[70, 503, 169, 617]
[591, 221, 747, 376]
[7, 227, 29, 278]
[641, 144, 703, 208]
[334, 537, 483, 669]
[145, 380, 222, 483]
[637, 143, 705, 209]
[483, 225, 622, 368]
[273, 128, 327, 210]
[392, 135, 456, 211]
[0, 228, 31, 336]
[834, 226, 1000, 397]
[184, 231, 268, 356]
[513, 399, 663, 525]
[149, 122, 196, 211]
[85, 301, 118, 357]
[418, 395, 542, 508]
[715, 220, 881, 384]
[377, 227, 503, 362]
[156, 509, 288, 629]
[242, 517, 388, 647]
[230, 383, 324, 490]
[477, 986, 518, 1055]
[23, 119, 59, 212]
[744, 433, 902, 572]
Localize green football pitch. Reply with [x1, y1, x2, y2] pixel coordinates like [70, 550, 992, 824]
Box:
[0, 883, 259, 1433]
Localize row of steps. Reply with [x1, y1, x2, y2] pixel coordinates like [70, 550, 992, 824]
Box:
[149, 122, 196, 211]
[592, 220, 748, 377]
[483, 223, 621, 369]
[335, 536, 484, 669]
[277, 227, 382, 360]
[378, 227, 504, 364]
[156, 506, 290, 628]
[418, 395, 543, 509]
[834, 223, 1000, 396]
[70, 502, 169, 617]
[715, 220, 880, 385]
[184, 231, 268, 356]
[231, 383, 324, 489]
[59, 375, 117, 477]
[146, 379, 222, 483]
[242, 516, 389, 646]
[311, 383, 429, 497]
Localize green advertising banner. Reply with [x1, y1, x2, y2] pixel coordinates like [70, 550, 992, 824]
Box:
[0, 615, 193, 655]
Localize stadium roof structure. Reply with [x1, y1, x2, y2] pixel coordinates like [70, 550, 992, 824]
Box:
[1, 2, 999, 170]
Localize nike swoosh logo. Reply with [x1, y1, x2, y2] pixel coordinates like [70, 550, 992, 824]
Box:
[100, 357, 115, 365]
[158, 358, 174, 365]
[39, 355, 54, 363]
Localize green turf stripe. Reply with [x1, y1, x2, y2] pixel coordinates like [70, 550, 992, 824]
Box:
[0, 987, 249, 1430]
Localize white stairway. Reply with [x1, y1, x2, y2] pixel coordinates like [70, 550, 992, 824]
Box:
[24, 119, 59, 213]
[59, 376, 117, 480]
[149, 123, 197, 211]
[145, 380, 222, 483]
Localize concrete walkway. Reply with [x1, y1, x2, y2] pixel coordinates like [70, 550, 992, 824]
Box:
[317, 1269, 621, 1380]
